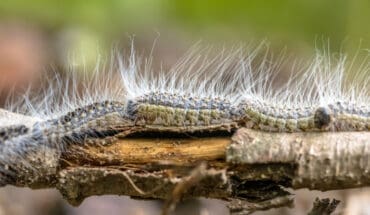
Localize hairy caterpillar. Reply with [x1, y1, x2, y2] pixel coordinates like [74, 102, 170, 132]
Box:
[0, 43, 369, 186]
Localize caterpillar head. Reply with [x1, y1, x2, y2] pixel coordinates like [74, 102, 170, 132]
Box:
[314, 107, 332, 130]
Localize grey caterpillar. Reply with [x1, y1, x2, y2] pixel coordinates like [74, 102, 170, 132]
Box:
[0, 43, 369, 186]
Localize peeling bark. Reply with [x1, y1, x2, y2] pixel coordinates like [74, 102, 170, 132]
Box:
[228, 128, 370, 190]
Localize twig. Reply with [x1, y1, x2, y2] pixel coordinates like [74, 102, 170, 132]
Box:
[307, 198, 340, 215]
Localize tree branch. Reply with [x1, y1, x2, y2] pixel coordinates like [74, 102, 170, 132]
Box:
[7, 126, 370, 214]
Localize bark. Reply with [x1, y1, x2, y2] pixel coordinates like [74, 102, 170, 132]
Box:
[10, 128, 370, 214]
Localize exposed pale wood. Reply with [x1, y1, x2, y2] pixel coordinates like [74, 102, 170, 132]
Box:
[67, 137, 230, 165]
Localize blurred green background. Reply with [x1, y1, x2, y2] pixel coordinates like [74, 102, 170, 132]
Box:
[1, 0, 369, 47]
[0, 0, 368, 93]
[0, 0, 368, 64]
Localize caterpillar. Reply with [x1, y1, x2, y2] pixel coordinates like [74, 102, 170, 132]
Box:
[0, 43, 369, 186]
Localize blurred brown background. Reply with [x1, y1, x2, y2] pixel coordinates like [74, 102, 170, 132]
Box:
[0, 0, 369, 214]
